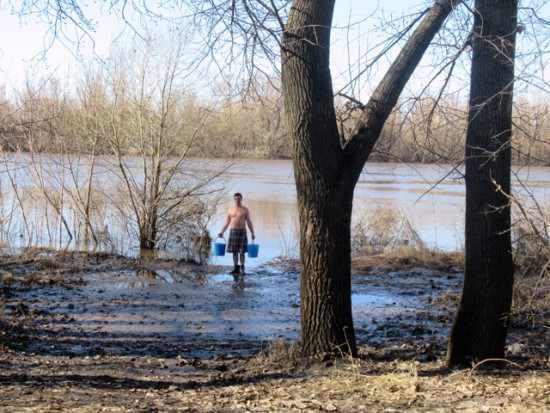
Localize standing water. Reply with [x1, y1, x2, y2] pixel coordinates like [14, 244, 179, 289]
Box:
[1, 154, 549, 266]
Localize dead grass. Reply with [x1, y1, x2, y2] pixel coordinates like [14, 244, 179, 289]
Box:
[351, 208, 464, 274]
[352, 247, 464, 272]
[1, 351, 547, 412]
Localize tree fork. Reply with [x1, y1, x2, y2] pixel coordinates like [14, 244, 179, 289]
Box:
[282, 0, 461, 358]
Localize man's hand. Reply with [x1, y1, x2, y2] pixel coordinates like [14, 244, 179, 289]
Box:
[251, 233, 256, 240]
[218, 233, 223, 238]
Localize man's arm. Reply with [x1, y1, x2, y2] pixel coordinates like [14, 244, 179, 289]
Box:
[219, 212, 231, 237]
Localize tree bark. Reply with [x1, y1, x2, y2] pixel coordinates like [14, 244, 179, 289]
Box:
[281, 0, 460, 357]
[447, 0, 517, 366]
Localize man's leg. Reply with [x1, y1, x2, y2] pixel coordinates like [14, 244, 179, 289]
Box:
[239, 253, 246, 275]
[229, 252, 240, 274]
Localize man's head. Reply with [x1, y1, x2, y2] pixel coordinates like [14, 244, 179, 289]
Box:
[234, 192, 243, 206]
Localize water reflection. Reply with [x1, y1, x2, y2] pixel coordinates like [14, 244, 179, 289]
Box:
[352, 291, 398, 307]
[231, 273, 246, 292]
[113, 269, 209, 288]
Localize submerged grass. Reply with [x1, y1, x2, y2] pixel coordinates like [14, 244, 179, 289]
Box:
[352, 209, 429, 255]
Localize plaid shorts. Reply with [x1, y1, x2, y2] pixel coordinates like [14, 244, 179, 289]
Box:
[227, 228, 248, 253]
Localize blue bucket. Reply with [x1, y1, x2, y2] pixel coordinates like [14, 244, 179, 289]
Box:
[214, 236, 226, 256]
[248, 242, 259, 258]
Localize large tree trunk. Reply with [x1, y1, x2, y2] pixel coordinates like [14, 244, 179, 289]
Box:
[281, 0, 460, 357]
[447, 0, 517, 366]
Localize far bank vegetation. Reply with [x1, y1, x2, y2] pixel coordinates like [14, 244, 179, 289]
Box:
[0, 75, 549, 166]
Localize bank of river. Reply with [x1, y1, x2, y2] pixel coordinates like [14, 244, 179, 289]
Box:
[1, 250, 548, 413]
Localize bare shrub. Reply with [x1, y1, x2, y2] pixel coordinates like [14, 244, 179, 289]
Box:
[352, 209, 426, 255]
[252, 338, 302, 369]
[512, 196, 550, 325]
[160, 194, 220, 264]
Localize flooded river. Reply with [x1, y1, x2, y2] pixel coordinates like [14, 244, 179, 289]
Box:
[212, 160, 550, 269]
[1, 155, 549, 269]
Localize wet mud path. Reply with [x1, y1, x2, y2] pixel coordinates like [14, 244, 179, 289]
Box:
[1, 251, 462, 361]
[1, 251, 548, 413]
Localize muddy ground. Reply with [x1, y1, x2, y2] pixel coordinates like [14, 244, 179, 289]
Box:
[0, 250, 548, 412]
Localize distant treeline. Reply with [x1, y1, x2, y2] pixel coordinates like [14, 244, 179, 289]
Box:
[1, 81, 548, 166]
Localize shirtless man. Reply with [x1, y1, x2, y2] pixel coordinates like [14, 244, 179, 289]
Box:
[218, 192, 255, 275]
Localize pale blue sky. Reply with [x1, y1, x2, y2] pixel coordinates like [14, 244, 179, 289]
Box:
[0, 1, 548, 102]
[0, 1, 427, 95]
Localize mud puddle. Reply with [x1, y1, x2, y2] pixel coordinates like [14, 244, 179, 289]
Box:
[1, 253, 463, 360]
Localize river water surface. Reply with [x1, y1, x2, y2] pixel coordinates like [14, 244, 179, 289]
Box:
[1, 156, 549, 267]
[211, 160, 550, 269]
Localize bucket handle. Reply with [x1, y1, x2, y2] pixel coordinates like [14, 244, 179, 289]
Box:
[215, 236, 226, 244]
